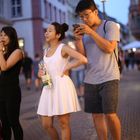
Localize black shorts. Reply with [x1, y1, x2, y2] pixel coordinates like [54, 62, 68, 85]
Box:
[84, 80, 119, 114]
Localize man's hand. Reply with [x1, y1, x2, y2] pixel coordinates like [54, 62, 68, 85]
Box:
[77, 24, 93, 35]
[73, 25, 84, 40]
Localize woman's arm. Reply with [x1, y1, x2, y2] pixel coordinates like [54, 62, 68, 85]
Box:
[0, 49, 23, 71]
[61, 45, 88, 76]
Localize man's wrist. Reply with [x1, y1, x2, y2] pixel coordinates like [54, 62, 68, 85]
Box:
[75, 38, 82, 43]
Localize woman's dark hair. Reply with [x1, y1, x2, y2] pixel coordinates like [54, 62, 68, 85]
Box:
[0, 26, 19, 59]
[75, 0, 97, 14]
[51, 22, 69, 41]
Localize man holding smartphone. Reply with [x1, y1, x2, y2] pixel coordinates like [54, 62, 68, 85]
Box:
[74, 0, 121, 140]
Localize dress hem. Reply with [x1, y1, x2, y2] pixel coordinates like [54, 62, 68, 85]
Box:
[37, 109, 81, 117]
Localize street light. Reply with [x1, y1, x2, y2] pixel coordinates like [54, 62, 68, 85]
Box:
[100, 0, 108, 19]
[18, 38, 24, 49]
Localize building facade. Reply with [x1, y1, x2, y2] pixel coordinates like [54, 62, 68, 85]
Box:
[0, 0, 130, 57]
[0, 0, 70, 58]
[129, 0, 140, 40]
[0, 0, 12, 29]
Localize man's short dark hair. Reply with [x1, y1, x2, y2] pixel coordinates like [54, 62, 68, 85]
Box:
[75, 0, 97, 14]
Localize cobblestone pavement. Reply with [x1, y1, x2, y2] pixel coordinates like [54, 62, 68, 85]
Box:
[18, 69, 140, 140]
[118, 70, 140, 140]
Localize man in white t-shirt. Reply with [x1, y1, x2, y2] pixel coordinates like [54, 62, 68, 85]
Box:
[74, 0, 121, 140]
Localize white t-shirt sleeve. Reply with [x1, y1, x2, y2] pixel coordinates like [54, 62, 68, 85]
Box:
[105, 21, 120, 42]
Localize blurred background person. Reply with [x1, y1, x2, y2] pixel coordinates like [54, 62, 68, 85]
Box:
[128, 49, 135, 70]
[69, 42, 86, 101]
[33, 53, 41, 91]
[124, 50, 130, 70]
[22, 51, 33, 90]
[135, 50, 140, 70]
[71, 65, 85, 101]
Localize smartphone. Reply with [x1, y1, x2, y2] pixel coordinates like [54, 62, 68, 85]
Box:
[73, 24, 80, 31]
[73, 24, 84, 35]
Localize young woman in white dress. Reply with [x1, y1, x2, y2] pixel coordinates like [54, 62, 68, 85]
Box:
[37, 22, 88, 140]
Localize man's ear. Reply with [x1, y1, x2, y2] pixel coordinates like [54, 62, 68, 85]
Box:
[94, 9, 98, 15]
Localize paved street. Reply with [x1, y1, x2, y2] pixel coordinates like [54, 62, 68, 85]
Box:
[18, 69, 140, 140]
[118, 70, 140, 140]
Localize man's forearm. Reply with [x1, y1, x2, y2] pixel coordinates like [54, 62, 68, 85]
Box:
[89, 30, 116, 53]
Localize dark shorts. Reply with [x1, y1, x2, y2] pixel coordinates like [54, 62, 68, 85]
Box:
[84, 80, 119, 114]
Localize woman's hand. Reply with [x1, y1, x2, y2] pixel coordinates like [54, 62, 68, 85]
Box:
[61, 64, 70, 77]
[38, 69, 44, 78]
[0, 42, 4, 52]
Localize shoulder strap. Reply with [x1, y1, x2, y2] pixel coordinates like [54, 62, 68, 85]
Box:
[103, 20, 108, 34]
[103, 20, 118, 62]
[114, 50, 118, 60]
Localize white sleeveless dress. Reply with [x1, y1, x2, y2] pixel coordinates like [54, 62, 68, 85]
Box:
[37, 43, 81, 116]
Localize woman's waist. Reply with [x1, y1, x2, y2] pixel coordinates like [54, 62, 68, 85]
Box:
[51, 74, 69, 79]
[50, 74, 71, 82]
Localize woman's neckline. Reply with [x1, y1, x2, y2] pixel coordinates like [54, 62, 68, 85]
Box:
[45, 43, 61, 58]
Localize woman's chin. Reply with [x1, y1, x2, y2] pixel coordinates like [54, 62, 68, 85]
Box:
[46, 39, 50, 42]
